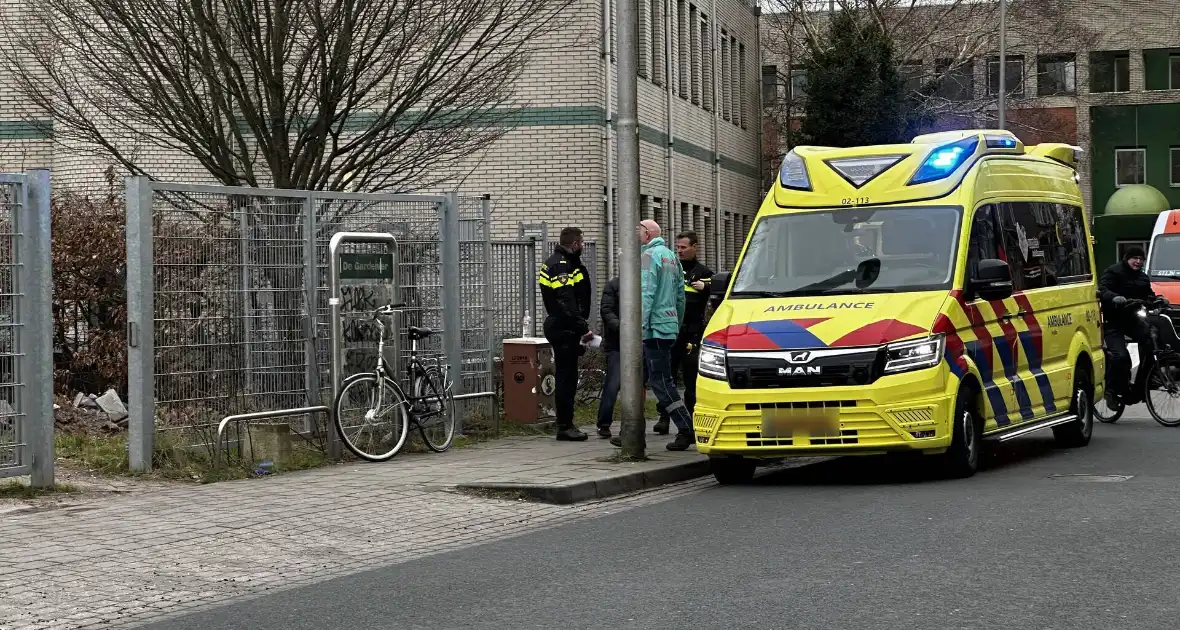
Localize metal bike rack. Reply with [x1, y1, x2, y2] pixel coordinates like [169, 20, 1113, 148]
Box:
[213, 231, 399, 469]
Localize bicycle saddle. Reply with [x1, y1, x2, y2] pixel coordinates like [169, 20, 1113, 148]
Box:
[408, 326, 435, 340]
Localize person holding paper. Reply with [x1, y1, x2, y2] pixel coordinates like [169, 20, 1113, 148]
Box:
[538, 227, 595, 441]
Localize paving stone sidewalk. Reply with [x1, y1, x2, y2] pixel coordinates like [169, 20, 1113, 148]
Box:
[0, 422, 715, 630]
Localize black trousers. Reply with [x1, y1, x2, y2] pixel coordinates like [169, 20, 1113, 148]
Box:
[1105, 318, 1154, 400]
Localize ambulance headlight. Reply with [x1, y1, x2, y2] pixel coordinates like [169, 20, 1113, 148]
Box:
[884, 334, 945, 374]
[698, 344, 728, 380]
[779, 150, 812, 191]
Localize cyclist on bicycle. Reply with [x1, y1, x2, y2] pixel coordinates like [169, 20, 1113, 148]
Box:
[1099, 246, 1166, 406]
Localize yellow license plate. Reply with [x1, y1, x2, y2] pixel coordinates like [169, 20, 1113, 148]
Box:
[760, 407, 840, 438]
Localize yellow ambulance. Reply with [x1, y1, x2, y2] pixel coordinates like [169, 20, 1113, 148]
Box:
[696, 129, 1102, 483]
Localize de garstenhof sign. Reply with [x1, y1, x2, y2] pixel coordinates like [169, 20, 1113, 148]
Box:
[339, 252, 396, 282]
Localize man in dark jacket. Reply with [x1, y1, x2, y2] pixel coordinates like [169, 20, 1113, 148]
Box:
[652, 231, 714, 435]
[539, 227, 594, 441]
[595, 277, 621, 438]
[1099, 246, 1164, 405]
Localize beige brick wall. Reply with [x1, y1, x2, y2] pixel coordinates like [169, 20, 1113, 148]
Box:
[0, 0, 762, 278]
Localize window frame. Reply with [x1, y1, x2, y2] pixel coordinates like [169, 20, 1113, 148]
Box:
[1171, 54, 1180, 90]
[987, 56, 1026, 97]
[1172, 147, 1180, 188]
[935, 58, 974, 101]
[1037, 53, 1077, 96]
[1114, 54, 1131, 92]
[1117, 240, 1149, 264]
[1115, 148, 1147, 188]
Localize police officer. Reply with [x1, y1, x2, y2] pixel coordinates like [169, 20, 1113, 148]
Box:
[539, 227, 594, 441]
[653, 230, 714, 435]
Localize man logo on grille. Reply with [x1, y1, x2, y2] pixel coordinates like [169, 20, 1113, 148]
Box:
[785, 351, 813, 364]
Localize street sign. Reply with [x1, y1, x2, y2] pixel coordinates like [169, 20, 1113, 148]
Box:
[339, 252, 396, 283]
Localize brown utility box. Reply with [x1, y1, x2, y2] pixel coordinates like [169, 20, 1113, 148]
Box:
[502, 338, 556, 423]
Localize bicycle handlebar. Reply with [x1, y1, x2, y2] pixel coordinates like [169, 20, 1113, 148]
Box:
[372, 303, 407, 319]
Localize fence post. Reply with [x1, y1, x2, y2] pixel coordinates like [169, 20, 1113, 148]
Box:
[441, 193, 464, 427]
[24, 169, 53, 488]
[126, 176, 155, 472]
[481, 195, 496, 422]
[301, 194, 320, 434]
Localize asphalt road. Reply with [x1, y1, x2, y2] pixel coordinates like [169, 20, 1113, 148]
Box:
[138, 408, 1180, 630]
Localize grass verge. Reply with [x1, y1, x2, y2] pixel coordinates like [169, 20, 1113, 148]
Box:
[0, 480, 80, 499]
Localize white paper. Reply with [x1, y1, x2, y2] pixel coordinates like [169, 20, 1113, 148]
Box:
[582, 334, 603, 348]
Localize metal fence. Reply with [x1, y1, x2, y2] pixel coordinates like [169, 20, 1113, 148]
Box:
[487, 239, 599, 344]
[125, 179, 493, 470]
[0, 171, 53, 486]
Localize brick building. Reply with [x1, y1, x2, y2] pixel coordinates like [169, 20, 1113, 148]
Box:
[760, 0, 1180, 266]
[0, 0, 764, 277]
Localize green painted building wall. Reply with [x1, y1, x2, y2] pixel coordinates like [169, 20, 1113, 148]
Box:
[1090, 103, 1180, 213]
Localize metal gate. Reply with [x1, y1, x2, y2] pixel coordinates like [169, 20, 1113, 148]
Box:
[0, 171, 54, 485]
[124, 179, 494, 471]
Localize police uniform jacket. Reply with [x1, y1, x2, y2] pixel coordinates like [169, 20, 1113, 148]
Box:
[539, 245, 592, 345]
[678, 258, 714, 345]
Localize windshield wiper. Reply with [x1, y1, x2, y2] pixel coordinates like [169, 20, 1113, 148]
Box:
[730, 290, 795, 298]
[794, 258, 883, 293]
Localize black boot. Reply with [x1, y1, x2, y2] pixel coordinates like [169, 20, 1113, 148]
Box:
[556, 426, 588, 441]
[666, 432, 695, 451]
[609, 436, 622, 447]
[597, 426, 612, 439]
[652, 418, 670, 435]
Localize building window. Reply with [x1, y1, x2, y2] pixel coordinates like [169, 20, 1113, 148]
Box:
[1115, 148, 1146, 187]
[762, 64, 779, 106]
[1172, 147, 1180, 187]
[987, 56, 1025, 96]
[935, 58, 973, 101]
[1037, 53, 1076, 95]
[638, 0, 649, 78]
[701, 15, 712, 111]
[899, 61, 924, 96]
[1172, 55, 1180, 90]
[738, 42, 747, 128]
[1090, 51, 1130, 93]
[790, 65, 808, 101]
[677, 0, 688, 99]
[720, 31, 730, 120]
[689, 5, 700, 105]
[651, 0, 664, 85]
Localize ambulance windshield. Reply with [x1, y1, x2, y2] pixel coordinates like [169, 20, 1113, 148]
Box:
[1149, 234, 1180, 281]
[732, 206, 962, 297]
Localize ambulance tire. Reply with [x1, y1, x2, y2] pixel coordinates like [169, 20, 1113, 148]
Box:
[710, 456, 757, 485]
[939, 384, 983, 479]
[1054, 367, 1094, 447]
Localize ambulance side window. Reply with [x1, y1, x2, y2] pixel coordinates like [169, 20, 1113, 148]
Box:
[966, 205, 1011, 290]
[1052, 203, 1093, 282]
[997, 201, 1053, 291]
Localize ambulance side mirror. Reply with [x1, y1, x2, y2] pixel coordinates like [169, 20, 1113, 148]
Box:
[971, 259, 1014, 302]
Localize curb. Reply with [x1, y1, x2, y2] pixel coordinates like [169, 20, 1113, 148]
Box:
[456, 458, 713, 505]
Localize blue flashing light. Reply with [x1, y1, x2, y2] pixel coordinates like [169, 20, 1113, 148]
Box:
[908, 137, 979, 186]
[985, 134, 1019, 149]
[779, 150, 812, 190]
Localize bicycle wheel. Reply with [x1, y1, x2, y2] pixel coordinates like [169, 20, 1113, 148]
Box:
[1093, 392, 1124, 424]
[1146, 356, 1180, 427]
[334, 373, 410, 461]
[414, 366, 456, 452]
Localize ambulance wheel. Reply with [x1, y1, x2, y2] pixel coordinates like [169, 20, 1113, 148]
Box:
[711, 456, 756, 485]
[939, 384, 982, 479]
[1054, 367, 1094, 447]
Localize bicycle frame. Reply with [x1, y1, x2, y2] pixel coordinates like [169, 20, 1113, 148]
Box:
[371, 310, 451, 416]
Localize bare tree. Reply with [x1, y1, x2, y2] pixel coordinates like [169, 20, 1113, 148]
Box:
[1, 0, 575, 192]
[762, 0, 1101, 160]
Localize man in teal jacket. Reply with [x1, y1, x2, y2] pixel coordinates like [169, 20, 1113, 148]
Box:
[637, 219, 694, 451]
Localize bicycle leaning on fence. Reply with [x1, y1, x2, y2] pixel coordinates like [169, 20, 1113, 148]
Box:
[333, 303, 457, 461]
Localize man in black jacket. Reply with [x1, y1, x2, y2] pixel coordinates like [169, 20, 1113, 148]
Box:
[1099, 246, 1164, 405]
[652, 231, 714, 435]
[539, 227, 595, 441]
[595, 277, 621, 438]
